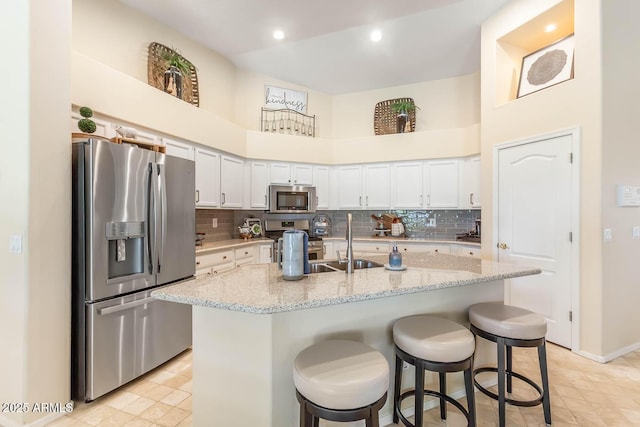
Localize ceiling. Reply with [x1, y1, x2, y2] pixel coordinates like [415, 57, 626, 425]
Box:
[120, 0, 512, 94]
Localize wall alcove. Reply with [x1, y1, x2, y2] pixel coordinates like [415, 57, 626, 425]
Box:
[494, 0, 575, 105]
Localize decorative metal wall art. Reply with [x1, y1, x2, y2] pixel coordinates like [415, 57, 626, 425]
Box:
[261, 108, 315, 137]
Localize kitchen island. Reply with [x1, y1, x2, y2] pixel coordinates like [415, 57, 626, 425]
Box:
[152, 253, 540, 427]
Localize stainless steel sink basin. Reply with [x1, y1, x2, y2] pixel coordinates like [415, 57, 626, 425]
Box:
[308, 259, 384, 274]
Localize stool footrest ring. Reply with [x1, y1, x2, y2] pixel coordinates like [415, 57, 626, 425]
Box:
[473, 367, 543, 408]
[395, 388, 471, 427]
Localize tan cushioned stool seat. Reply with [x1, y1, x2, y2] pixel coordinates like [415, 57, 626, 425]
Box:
[469, 302, 547, 340]
[293, 340, 389, 410]
[393, 315, 475, 363]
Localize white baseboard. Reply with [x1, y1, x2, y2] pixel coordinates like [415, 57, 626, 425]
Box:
[575, 341, 640, 364]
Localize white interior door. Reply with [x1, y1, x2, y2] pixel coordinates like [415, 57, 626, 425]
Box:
[497, 134, 574, 348]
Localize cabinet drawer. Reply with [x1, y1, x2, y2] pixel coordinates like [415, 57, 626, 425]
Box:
[456, 245, 480, 258]
[235, 257, 254, 267]
[196, 250, 234, 268]
[211, 262, 235, 275]
[195, 267, 212, 277]
[235, 246, 256, 260]
[397, 244, 450, 254]
[354, 242, 390, 253]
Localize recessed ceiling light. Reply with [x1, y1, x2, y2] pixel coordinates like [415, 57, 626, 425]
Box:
[544, 24, 557, 33]
[273, 29, 285, 40]
[370, 29, 383, 42]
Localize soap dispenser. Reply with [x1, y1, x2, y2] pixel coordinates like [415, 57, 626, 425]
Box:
[389, 242, 402, 268]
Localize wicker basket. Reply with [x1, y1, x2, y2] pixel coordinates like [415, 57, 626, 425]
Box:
[147, 42, 199, 107]
[373, 98, 416, 135]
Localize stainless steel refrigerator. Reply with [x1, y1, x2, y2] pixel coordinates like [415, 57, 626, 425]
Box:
[71, 137, 195, 402]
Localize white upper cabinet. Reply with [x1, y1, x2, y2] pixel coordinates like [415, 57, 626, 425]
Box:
[392, 162, 423, 208]
[363, 164, 390, 208]
[423, 160, 459, 208]
[220, 155, 244, 208]
[335, 165, 364, 208]
[314, 166, 330, 210]
[195, 148, 220, 208]
[335, 164, 390, 209]
[163, 137, 195, 160]
[248, 161, 269, 209]
[458, 156, 481, 208]
[269, 162, 313, 185]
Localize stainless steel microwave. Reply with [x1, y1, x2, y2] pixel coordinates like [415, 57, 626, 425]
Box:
[269, 185, 316, 214]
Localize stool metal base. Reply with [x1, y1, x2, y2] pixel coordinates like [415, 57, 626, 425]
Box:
[470, 324, 551, 427]
[393, 345, 476, 427]
[295, 390, 386, 427]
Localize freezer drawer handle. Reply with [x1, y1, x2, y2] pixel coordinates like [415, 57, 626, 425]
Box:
[97, 296, 156, 315]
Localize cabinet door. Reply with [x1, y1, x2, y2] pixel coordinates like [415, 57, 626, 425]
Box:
[424, 160, 458, 208]
[269, 163, 292, 184]
[249, 162, 269, 209]
[459, 156, 481, 208]
[195, 148, 220, 208]
[336, 166, 363, 209]
[163, 137, 194, 160]
[258, 244, 273, 264]
[364, 164, 390, 208]
[221, 155, 244, 208]
[393, 162, 423, 208]
[292, 164, 313, 185]
[314, 166, 331, 209]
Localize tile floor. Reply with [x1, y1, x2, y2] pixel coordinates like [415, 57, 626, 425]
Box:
[47, 344, 640, 426]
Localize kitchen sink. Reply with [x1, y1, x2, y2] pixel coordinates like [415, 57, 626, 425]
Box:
[308, 259, 384, 274]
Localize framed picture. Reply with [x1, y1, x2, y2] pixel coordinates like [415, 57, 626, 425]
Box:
[517, 34, 574, 98]
[264, 85, 308, 113]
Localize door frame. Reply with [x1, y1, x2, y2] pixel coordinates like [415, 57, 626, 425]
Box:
[492, 126, 581, 353]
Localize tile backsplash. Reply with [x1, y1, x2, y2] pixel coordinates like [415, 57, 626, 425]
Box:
[195, 209, 480, 243]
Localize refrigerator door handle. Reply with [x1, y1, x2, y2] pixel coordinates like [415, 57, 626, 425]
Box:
[146, 163, 154, 274]
[97, 297, 156, 315]
[157, 164, 167, 274]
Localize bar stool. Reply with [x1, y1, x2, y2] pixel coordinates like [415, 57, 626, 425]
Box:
[293, 340, 389, 427]
[392, 315, 476, 427]
[468, 302, 551, 427]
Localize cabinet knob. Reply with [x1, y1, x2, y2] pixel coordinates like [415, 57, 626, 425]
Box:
[244, 251, 248, 255]
[196, 261, 201, 265]
[223, 255, 228, 260]
[434, 249, 439, 253]
[403, 248, 407, 251]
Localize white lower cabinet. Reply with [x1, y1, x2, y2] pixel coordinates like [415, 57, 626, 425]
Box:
[397, 243, 451, 254]
[235, 246, 256, 267]
[195, 249, 234, 276]
[258, 243, 273, 264]
[454, 244, 481, 258]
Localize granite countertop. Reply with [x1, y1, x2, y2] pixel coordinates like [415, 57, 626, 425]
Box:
[152, 253, 539, 314]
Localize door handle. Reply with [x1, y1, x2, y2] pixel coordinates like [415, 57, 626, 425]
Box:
[221, 193, 226, 205]
[497, 243, 510, 250]
[195, 189, 200, 203]
[470, 193, 474, 205]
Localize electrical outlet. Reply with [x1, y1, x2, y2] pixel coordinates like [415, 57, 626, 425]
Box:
[9, 235, 22, 253]
[634, 226, 640, 239]
[428, 218, 436, 227]
[212, 218, 218, 228]
[603, 228, 612, 242]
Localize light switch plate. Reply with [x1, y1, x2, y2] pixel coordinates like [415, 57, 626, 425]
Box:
[604, 228, 612, 242]
[633, 226, 640, 239]
[212, 218, 218, 228]
[427, 218, 436, 227]
[9, 235, 22, 253]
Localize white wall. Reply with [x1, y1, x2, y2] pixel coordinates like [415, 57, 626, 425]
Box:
[331, 72, 480, 138]
[600, 0, 640, 355]
[481, 0, 606, 356]
[0, 1, 72, 426]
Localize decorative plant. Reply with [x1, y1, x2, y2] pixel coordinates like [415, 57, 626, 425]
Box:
[77, 106, 96, 134]
[161, 48, 193, 76]
[390, 99, 420, 115]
